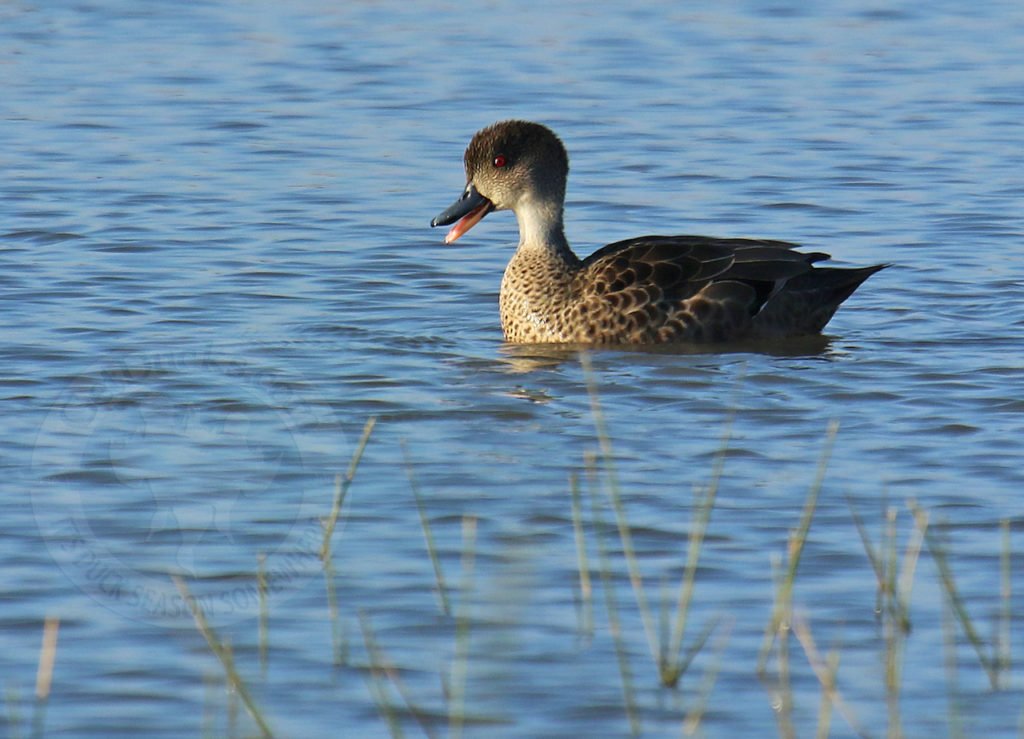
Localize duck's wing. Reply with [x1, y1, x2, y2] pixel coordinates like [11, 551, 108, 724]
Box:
[582, 234, 808, 265]
[573, 235, 828, 341]
[579, 235, 736, 295]
[581, 235, 826, 287]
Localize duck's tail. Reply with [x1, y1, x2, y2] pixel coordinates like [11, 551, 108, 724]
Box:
[752, 264, 889, 337]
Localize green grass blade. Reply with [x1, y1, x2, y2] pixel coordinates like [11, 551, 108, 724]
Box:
[358, 611, 405, 739]
[449, 516, 477, 739]
[916, 505, 999, 688]
[321, 417, 376, 561]
[586, 452, 641, 736]
[257, 554, 269, 674]
[173, 576, 274, 738]
[758, 420, 838, 673]
[569, 472, 594, 639]
[665, 408, 732, 685]
[403, 442, 450, 616]
[998, 518, 1012, 686]
[580, 352, 660, 670]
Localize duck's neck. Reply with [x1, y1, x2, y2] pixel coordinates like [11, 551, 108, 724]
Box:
[513, 197, 579, 267]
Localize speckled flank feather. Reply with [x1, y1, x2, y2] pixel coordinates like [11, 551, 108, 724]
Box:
[433, 120, 887, 344]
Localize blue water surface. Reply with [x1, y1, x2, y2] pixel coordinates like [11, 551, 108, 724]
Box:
[3, 0, 1024, 736]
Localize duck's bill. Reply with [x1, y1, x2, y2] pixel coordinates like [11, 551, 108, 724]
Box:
[431, 184, 494, 244]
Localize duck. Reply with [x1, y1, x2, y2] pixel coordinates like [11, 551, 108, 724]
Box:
[431, 120, 887, 344]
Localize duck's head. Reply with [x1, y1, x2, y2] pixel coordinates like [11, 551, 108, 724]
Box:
[431, 120, 569, 244]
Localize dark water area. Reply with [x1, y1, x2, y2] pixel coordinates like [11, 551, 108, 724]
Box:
[3, 1, 1024, 736]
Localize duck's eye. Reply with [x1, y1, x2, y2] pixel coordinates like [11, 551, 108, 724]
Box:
[493, 155, 507, 168]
